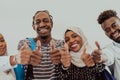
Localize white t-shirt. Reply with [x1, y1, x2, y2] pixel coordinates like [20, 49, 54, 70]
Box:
[102, 42, 120, 80]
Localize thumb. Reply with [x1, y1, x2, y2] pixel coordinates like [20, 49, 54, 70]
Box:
[82, 46, 87, 55]
[50, 39, 55, 51]
[81, 46, 87, 60]
[36, 40, 41, 51]
[20, 42, 29, 50]
[64, 43, 69, 54]
[81, 46, 90, 60]
[95, 41, 101, 50]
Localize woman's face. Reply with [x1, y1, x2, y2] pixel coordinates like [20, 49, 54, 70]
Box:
[65, 30, 83, 52]
[0, 34, 7, 56]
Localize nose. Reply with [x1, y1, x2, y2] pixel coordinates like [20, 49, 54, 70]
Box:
[69, 38, 74, 43]
[110, 28, 116, 33]
[39, 21, 46, 27]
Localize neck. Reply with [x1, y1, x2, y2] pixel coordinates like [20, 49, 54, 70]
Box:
[35, 35, 52, 44]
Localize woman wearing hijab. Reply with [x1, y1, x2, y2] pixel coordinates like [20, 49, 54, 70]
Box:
[62, 27, 110, 80]
[0, 33, 15, 80]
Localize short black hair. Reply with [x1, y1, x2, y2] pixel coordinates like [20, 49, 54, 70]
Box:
[32, 10, 53, 25]
[97, 10, 118, 24]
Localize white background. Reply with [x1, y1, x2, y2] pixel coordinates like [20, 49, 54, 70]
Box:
[0, 0, 120, 55]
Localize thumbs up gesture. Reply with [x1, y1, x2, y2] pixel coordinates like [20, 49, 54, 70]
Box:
[81, 46, 95, 67]
[49, 40, 61, 65]
[92, 41, 102, 63]
[16, 42, 32, 65]
[30, 40, 43, 66]
[61, 43, 71, 68]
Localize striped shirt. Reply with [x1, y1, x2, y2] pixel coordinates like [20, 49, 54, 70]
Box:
[18, 38, 64, 80]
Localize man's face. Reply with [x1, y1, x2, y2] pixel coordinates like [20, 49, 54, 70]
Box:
[102, 17, 120, 43]
[0, 34, 7, 56]
[33, 12, 53, 37]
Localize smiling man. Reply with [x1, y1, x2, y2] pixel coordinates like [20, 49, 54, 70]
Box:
[32, 10, 53, 43]
[16, 10, 70, 80]
[97, 10, 120, 80]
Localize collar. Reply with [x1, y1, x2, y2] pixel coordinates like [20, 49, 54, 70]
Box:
[113, 41, 120, 48]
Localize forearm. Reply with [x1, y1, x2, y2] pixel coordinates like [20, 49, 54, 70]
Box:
[101, 49, 114, 66]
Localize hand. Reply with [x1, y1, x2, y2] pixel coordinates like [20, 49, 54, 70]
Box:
[61, 43, 71, 68]
[30, 40, 42, 66]
[81, 46, 95, 67]
[92, 41, 102, 63]
[49, 40, 61, 65]
[15, 42, 32, 65]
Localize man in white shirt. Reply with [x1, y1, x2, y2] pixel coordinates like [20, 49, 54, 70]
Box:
[95, 9, 120, 80]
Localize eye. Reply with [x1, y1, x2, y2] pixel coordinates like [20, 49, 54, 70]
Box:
[35, 20, 41, 25]
[65, 37, 69, 42]
[112, 23, 118, 28]
[72, 34, 78, 38]
[105, 28, 111, 33]
[43, 18, 49, 23]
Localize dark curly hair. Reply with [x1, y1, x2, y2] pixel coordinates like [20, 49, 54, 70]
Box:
[97, 10, 118, 24]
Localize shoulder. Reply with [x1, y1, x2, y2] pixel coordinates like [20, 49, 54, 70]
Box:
[53, 38, 64, 48]
[53, 38, 64, 43]
[17, 38, 31, 50]
[102, 43, 114, 49]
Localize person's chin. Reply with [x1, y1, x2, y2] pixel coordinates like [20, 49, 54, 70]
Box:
[115, 38, 120, 43]
[72, 48, 80, 52]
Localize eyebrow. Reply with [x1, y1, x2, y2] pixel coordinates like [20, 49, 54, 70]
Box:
[111, 22, 116, 26]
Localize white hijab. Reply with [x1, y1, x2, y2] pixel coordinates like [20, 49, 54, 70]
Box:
[65, 27, 93, 67]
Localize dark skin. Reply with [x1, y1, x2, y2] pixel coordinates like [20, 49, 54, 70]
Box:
[31, 11, 61, 65]
[19, 11, 71, 66]
[21, 11, 68, 66]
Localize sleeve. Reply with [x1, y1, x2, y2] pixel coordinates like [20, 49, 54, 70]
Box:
[0, 56, 13, 72]
[17, 39, 30, 50]
[56, 39, 65, 48]
[101, 47, 115, 66]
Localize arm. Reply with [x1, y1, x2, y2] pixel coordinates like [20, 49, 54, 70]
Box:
[101, 48, 115, 66]
[92, 41, 114, 66]
[0, 56, 17, 72]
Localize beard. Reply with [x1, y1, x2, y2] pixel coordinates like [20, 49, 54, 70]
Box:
[110, 29, 120, 43]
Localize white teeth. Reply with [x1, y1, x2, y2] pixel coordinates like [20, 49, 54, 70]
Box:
[113, 33, 118, 39]
[39, 29, 47, 33]
[71, 44, 78, 48]
[113, 31, 120, 39]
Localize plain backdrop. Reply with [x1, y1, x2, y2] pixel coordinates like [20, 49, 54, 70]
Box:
[0, 0, 120, 55]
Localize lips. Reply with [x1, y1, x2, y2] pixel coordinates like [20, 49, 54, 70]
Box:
[70, 41, 79, 49]
[71, 44, 78, 48]
[39, 28, 48, 33]
[37, 27, 49, 34]
[111, 29, 120, 39]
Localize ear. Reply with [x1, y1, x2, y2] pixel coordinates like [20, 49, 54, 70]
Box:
[33, 25, 38, 31]
[50, 19, 53, 28]
[32, 25, 35, 30]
